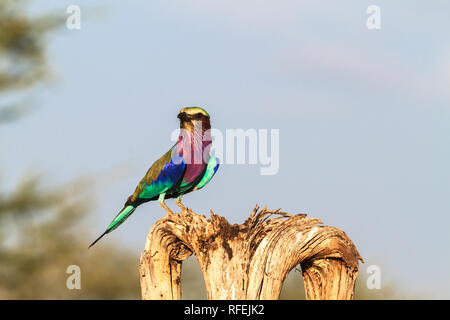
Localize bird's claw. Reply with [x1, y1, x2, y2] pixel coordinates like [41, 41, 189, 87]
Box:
[159, 199, 170, 211]
[158, 193, 170, 211]
[175, 198, 186, 211]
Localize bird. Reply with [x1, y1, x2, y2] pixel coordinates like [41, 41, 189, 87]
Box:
[89, 106, 219, 248]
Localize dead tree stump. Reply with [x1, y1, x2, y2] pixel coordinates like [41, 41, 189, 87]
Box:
[139, 205, 363, 300]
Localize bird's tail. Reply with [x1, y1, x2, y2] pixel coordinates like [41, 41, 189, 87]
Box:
[88, 205, 136, 248]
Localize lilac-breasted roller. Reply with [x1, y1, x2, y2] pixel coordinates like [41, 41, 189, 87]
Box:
[89, 107, 219, 248]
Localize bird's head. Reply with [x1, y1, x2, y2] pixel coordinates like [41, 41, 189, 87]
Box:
[177, 106, 211, 132]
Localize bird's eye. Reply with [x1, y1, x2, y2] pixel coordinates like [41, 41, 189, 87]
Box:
[192, 113, 203, 119]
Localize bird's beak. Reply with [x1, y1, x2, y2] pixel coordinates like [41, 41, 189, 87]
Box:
[177, 112, 189, 122]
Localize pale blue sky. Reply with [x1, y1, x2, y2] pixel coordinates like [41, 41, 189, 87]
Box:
[2, 1, 450, 298]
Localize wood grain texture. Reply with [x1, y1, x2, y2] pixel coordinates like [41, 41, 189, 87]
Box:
[139, 205, 363, 300]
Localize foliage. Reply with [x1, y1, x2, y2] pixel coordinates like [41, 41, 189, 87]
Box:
[0, 0, 140, 299]
[0, 175, 141, 299]
[0, 0, 62, 123]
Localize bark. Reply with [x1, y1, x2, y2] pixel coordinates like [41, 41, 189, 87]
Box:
[139, 204, 363, 300]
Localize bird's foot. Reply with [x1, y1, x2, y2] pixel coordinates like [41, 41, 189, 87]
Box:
[158, 193, 170, 212]
[175, 196, 186, 211]
[159, 200, 170, 211]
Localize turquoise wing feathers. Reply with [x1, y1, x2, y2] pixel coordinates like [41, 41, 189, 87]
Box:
[135, 153, 186, 201]
[88, 151, 185, 248]
[106, 153, 185, 231]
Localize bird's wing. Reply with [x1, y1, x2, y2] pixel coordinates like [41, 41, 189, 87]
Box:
[88, 149, 185, 248]
[131, 148, 186, 202]
[192, 156, 219, 191]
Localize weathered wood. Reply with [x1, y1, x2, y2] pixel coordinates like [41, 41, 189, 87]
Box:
[139, 204, 363, 300]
